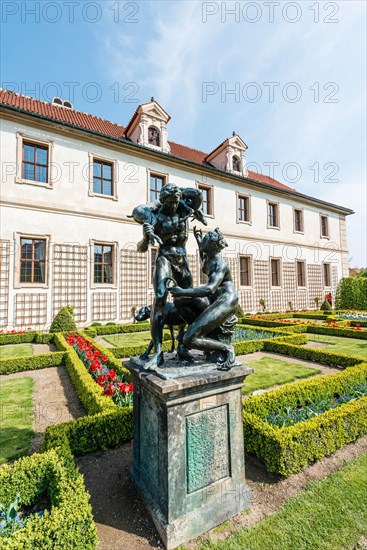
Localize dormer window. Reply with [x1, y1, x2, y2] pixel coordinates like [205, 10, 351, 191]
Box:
[148, 126, 160, 147]
[232, 155, 241, 172]
[124, 100, 171, 153]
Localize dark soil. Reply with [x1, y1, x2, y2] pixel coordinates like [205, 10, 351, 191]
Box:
[76, 435, 367, 550]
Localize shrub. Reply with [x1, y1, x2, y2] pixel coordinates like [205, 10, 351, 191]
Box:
[85, 323, 150, 336]
[0, 352, 66, 375]
[263, 340, 364, 368]
[320, 299, 332, 311]
[234, 303, 245, 318]
[0, 449, 97, 549]
[243, 363, 367, 476]
[42, 408, 133, 456]
[49, 307, 77, 333]
[335, 277, 367, 310]
[306, 324, 367, 340]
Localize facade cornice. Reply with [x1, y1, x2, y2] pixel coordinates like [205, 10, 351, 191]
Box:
[0, 104, 354, 216]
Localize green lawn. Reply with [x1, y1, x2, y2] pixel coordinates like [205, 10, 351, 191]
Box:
[306, 334, 367, 358]
[242, 356, 321, 394]
[0, 344, 34, 359]
[103, 330, 170, 347]
[201, 454, 367, 550]
[0, 377, 34, 464]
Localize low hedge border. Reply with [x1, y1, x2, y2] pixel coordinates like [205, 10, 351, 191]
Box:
[0, 448, 97, 549]
[263, 340, 365, 368]
[84, 322, 150, 337]
[234, 325, 307, 354]
[243, 363, 367, 476]
[305, 325, 367, 339]
[0, 351, 66, 375]
[238, 318, 306, 332]
[42, 332, 133, 456]
[42, 408, 133, 456]
[0, 332, 54, 346]
[350, 320, 367, 327]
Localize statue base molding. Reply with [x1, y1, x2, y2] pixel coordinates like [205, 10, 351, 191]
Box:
[125, 359, 253, 549]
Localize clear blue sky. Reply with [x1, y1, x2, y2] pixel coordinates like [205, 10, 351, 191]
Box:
[1, 0, 366, 266]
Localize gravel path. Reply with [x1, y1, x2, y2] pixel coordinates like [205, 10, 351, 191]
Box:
[0, 366, 86, 454]
[76, 435, 367, 550]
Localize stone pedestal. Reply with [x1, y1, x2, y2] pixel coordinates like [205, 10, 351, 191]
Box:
[126, 359, 253, 550]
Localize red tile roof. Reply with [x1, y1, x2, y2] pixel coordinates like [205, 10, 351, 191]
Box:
[0, 88, 296, 193]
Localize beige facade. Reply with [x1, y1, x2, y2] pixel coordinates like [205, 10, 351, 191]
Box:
[0, 96, 352, 330]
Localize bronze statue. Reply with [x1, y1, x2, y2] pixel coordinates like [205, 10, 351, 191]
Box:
[130, 183, 206, 370]
[169, 227, 238, 370]
[130, 183, 238, 371]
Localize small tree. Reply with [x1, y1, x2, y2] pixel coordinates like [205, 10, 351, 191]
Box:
[234, 303, 245, 319]
[49, 306, 77, 333]
[314, 296, 320, 309]
[259, 299, 266, 312]
[320, 299, 332, 311]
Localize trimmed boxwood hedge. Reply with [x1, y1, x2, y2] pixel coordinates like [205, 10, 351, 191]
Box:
[85, 322, 150, 337]
[243, 363, 367, 476]
[306, 325, 367, 339]
[0, 449, 97, 549]
[238, 318, 306, 332]
[263, 340, 365, 368]
[0, 351, 66, 375]
[42, 408, 133, 456]
[0, 331, 54, 346]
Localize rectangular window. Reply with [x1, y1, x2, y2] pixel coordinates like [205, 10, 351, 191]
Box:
[150, 174, 166, 202]
[296, 261, 306, 287]
[294, 209, 304, 232]
[198, 185, 213, 216]
[239, 256, 251, 286]
[93, 160, 113, 196]
[20, 238, 46, 283]
[94, 244, 113, 284]
[150, 248, 157, 285]
[320, 215, 329, 237]
[323, 263, 331, 287]
[22, 141, 48, 183]
[270, 259, 281, 287]
[268, 202, 279, 227]
[237, 195, 250, 222]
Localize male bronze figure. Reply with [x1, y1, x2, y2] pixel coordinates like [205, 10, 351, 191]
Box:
[130, 183, 206, 370]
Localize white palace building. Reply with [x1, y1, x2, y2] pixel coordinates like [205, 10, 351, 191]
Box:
[0, 89, 353, 330]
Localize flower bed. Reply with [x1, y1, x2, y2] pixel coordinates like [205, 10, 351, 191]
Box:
[243, 362, 367, 476]
[65, 333, 133, 408]
[267, 382, 367, 427]
[43, 333, 133, 456]
[0, 449, 97, 549]
[232, 327, 278, 342]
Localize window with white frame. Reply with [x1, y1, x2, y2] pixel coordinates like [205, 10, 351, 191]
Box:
[93, 243, 114, 284]
[20, 238, 46, 283]
[320, 215, 329, 238]
[198, 184, 213, 216]
[294, 209, 304, 232]
[296, 261, 306, 287]
[237, 195, 251, 223]
[323, 263, 331, 287]
[93, 159, 114, 196]
[268, 202, 279, 228]
[239, 256, 251, 286]
[270, 258, 281, 287]
[150, 174, 166, 202]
